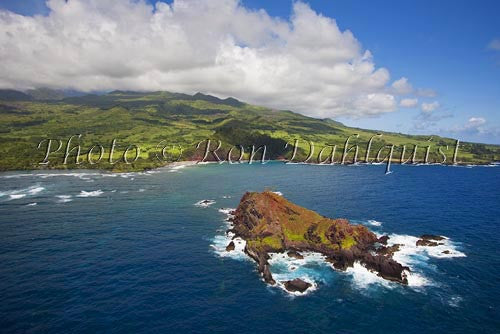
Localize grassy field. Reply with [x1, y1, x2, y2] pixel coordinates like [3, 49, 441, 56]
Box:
[0, 90, 498, 172]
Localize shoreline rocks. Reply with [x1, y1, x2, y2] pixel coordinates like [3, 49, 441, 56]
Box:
[416, 234, 445, 247]
[283, 278, 312, 293]
[287, 250, 304, 259]
[226, 241, 235, 251]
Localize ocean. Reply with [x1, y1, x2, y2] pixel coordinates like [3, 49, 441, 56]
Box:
[0, 162, 498, 333]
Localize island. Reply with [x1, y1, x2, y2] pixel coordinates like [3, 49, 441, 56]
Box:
[226, 191, 447, 293]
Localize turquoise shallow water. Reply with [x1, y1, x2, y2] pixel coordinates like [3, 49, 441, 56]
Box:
[0, 162, 499, 333]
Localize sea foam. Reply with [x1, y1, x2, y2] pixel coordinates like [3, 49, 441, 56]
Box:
[0, 185, 45, 201]
[56, 195, 73, 203]
[211, 208, 248, 260]
[367, 219, 382, 227]
[77, 190, 104, 197]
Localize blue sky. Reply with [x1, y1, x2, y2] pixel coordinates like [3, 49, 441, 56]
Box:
[1, 0, 499, 144]
[242, 0, 500, 141]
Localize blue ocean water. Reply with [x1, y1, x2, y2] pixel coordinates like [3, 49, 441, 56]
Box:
[0, 162, 498, 333]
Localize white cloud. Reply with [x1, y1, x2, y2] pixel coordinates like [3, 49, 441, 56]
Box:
[421, 101, 440, 113]
[399, 98, 418, 108]
[391, 77, 413, 95]
[467, 117, 486, 127]
[0, 0, 429, 118]
[488, 38, 500, 51]
[442, 117, 500, 144]
[446, 117, 498, 136]
[416, 88, 437, 98]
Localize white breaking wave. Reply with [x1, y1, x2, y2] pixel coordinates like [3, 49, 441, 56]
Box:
[379, 233, 466, 289]
[211, 208, 248, 260]
[212, 234, 248, 260]
[345, 262, 430, 289]
[194, 199, 216, 208]
[0, 185, 45, 201]
[169, 165, 186, 173]
[218, 208, 235, 217]
[26, 202, 37, 206]
[9, 194, 26, 200]
[168, 161, 198, 173]
[28, 186, 45, 195]
[387, 234, 466, 262]
[367, 219, 382, 227]
[346, 262, 394, 289]
[77, 190, 104, 198]
[56, 195, 73, 203]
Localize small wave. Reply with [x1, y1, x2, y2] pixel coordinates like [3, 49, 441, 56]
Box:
[367, 219, 382, 227]
[194, 199, 216, 208]
[77, 190, 103, 198]
[26, 202, 37, 206]
[0, 172, 95, 179]
[168, 161, 198, 172]
[56, 195, 73, 203]
[169, 165, 185, 173]
[9, 194, 26, 200]
[218, 208, 235, 218]
[1, 185, 45, 200]
[448, 295, 463, 308]
[28, 186, 45, 195]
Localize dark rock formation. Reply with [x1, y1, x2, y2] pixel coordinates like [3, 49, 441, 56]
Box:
[377, 244, 401, 257]
[283, 278, 312, 293]
[287, 250, 304, 259]
[416, 234, 445, 247]
[226, 241, 235, 251]
[378, 235, 389, 245]
[420, 234, 445, 241]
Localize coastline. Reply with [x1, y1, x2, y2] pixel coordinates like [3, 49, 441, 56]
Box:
[0, 159, 498, 175]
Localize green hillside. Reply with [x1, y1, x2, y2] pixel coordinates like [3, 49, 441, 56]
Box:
[0, 89, 498, 172]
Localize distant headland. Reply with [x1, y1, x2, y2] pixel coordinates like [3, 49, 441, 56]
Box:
[0, 89, 498, 172]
